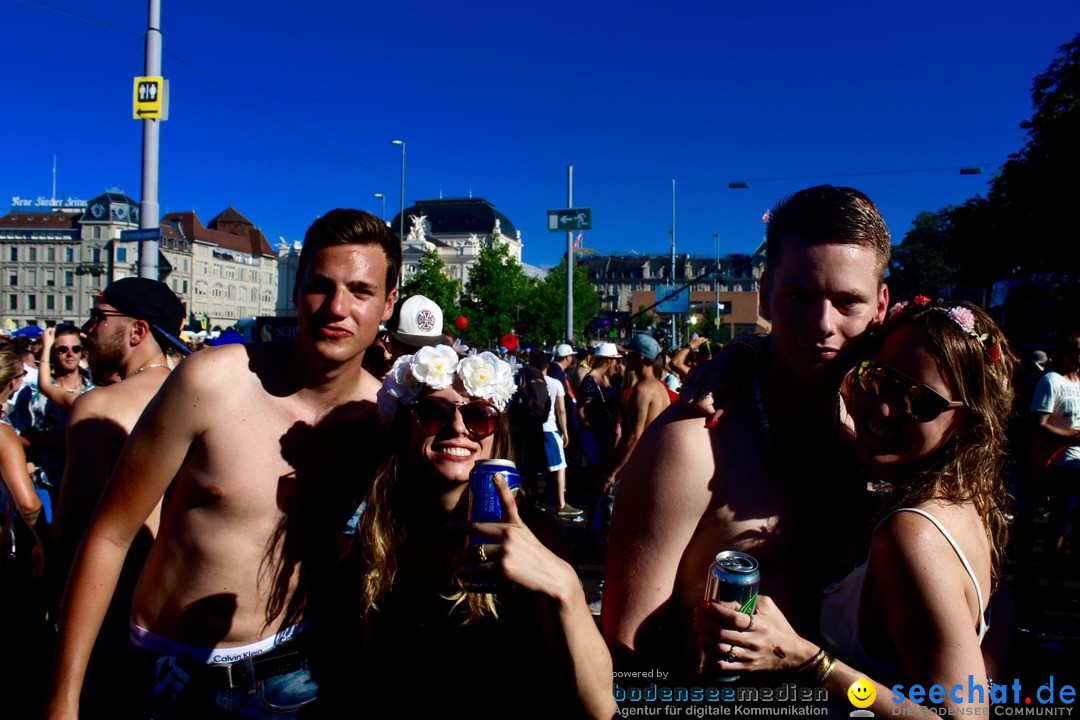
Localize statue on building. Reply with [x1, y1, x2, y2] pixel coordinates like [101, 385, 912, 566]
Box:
[406, 214, 428, 246]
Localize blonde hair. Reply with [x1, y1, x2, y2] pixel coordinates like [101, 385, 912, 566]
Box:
[877, 299, 1016, 589]
[356, 405, 514, 623]
[0, 349, 22, 386]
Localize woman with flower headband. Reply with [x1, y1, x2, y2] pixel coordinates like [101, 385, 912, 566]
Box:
[336, 344, 615, 718]
[695, 298, 1015, 713]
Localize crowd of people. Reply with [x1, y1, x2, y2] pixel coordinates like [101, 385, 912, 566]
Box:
[0, 189, 1076, 718]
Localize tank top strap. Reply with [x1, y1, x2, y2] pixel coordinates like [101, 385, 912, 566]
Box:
[875, 507, 989, 641]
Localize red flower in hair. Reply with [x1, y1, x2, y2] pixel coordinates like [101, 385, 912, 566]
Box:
[913, 295, 931, 305]
[989, 346, 1000, 364]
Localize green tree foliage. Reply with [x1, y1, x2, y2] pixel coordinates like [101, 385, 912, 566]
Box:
[461, 241, 530, 347]
[631, 304, 656, 332]
[523, 257, 601, 345]
[401, 248, 462, 320]
[887, 210, 960, 299]
[943, 34, 1080, 286]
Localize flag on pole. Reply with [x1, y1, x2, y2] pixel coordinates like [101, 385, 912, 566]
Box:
[573, 231, 583, 248]
[761, 209, 771, 223]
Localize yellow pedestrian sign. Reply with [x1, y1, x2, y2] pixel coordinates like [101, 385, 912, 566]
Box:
[133, 76, 165, 119]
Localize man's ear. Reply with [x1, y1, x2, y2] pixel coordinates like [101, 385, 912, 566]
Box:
[382, 286, 398, 324]
[130, 318, 152, 347]
[759, 271, 773, 321]
[874, 282, 889, 325]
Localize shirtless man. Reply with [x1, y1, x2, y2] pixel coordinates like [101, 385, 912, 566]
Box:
[603, 333, 671, 489]
[51, 278, 186, 566]
[602, 186, 890, 681]
[48, 209, 399, 718]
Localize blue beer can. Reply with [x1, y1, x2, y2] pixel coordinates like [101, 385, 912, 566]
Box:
[468, 459, 521, 528]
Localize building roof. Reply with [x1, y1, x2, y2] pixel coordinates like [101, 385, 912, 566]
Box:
[390, 198, 517, 240]
[0, 212, 81, 231]
[161, 209, 275, 257]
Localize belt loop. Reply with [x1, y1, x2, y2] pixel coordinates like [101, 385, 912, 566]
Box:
[225, 662, 234, 690]
[244, 655, 257, 694]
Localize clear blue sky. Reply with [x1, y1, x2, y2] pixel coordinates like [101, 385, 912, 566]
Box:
[3, 0, 1078, 269]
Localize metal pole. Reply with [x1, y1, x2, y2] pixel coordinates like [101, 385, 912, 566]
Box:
[138, 0, 161, 280]
[714, 232, 721, 343]
[392, 140, 405, 287]
[670, 179, 676, 349]
[374, 193, 385, 222]
[565, 165, 574, 345]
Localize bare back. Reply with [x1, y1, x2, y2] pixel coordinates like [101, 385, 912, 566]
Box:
[126, 343, 384, 646]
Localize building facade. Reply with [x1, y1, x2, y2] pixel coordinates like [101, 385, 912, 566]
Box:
[1, 192, 278, 330]
[391, 198, 525, 288]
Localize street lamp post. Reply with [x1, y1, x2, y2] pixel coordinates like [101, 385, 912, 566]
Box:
[391, 140, 405, 289]
[374, 193, 386, 223]
[713, 232, 721, 343]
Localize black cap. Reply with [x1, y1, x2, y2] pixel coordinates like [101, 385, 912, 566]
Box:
[99, 277, 190, 356]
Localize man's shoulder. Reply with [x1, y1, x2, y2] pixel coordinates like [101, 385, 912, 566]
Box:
[543, 374, 563, 395]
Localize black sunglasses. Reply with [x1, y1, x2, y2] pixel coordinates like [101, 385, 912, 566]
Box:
[55, 345, 83, 355]
[854, 359, 964, 423]
[86, 308, 128, 325]
[409, 396, 501, 438]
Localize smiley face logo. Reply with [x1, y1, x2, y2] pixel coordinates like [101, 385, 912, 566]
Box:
[847, 678, 875, 708]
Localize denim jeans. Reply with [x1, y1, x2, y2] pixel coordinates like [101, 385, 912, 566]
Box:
[136, 643, 319, 719]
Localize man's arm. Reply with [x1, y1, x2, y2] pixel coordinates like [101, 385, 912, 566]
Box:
[47, 355, 217, 719]
[602, 405, 715, 670]
[1034, 411, 1080, 442]
[605, 386, 650, 484]
[554, 394, 569, 448]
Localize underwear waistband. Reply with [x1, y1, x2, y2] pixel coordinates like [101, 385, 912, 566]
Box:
[129, 617, 311, 665]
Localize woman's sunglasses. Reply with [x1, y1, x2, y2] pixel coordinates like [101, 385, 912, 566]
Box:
[853, 359, 964, 423]
[409, 396, 501, 438]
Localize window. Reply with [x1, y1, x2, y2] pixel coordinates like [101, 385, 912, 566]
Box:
[9, 248, 17, 261]
[92, 248, 101, 263]
[65, 271, 74, 286]
[92, 227, 101, 239]
[182, 280, 188, 293]
[65, 248, 74, 262]
[46, 247, 55, 262]
[27, 270, 36, 285]
[27, 295, 36, 311]
[64, 295, 73, 311]
[116, 248, 128, 263]
[8, 295, 16, 310]
[45, 270, 55, 287]
[46, 295, 55, 311]
[28, 247, 36, 262]
[7, 272, 16, 287]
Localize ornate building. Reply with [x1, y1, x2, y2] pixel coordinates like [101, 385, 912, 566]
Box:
[391, 198, 525, 287]
[0, 191, 278, 330]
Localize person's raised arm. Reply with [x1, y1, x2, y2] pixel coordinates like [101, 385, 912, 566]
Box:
[0, 423, 45, 577]
[461, 474, 617, 719]
[602, 407, 715, 671]
[46, 355, 216, 720]
[36, 328, 79, 413]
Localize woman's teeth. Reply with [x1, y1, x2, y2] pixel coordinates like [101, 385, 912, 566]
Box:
[438, 446, 471, 457]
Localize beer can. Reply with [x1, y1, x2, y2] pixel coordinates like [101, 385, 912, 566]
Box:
[700, 550, 760, 682]
[463, 460, 520, 594]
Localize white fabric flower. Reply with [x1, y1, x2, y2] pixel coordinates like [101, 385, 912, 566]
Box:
[410, 345, 459, 390]
[458, 351, 516, 410]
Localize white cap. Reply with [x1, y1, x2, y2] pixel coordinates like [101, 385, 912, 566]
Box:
[392, 295, 444, 347]
[554, 343, 576, 358]
[593, 342, 621, 359]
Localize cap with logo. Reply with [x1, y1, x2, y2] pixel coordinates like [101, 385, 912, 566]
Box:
[391, 295, 444, 347]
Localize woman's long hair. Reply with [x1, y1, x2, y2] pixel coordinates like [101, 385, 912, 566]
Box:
[873, 299, 1016, 589]
[356, 401, 514, 623]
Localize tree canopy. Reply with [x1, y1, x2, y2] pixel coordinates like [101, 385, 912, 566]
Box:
[522, 257, 601, 345]
[460, 240, 531, 347]
[401, 248, 462, 321]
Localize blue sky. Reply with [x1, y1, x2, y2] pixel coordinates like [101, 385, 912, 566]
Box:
[3, 0, 1078, 269]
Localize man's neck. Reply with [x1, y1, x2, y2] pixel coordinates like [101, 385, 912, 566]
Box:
[120, 347, 168, 380]
[764, 348, 842, 421]
[285, 342, 370, 400]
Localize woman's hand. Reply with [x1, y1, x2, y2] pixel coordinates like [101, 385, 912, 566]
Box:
[458, 473, 578, 603]
[694, 595, 819, 674]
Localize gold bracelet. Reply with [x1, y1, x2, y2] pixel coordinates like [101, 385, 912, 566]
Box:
[816, 652, 837, 685]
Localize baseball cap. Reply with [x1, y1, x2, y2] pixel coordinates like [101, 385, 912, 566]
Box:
[554, 343, 576, 358]
[391, 295, 444, 347]
[593, 342, 621, 359]
[625, 334, 661, 361]
[99, 277, 189, 356]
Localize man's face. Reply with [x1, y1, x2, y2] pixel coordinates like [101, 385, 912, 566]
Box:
[82, 303, 133, 372]
[760, 240, 887, 383]
[295, 244, 396, 366]
[52, 332, 84, 374]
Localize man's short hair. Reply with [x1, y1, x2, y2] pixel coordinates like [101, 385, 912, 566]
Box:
[765, 185, 890, 280]
[529, 348, 549, 371]
[298, 209, 402, 293]
[54, 323, 82, 339]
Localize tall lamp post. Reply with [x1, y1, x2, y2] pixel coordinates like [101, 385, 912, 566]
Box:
[391, 140, 406, 288]
[374, 193, 386, 223]
[713, 232, 721, 343]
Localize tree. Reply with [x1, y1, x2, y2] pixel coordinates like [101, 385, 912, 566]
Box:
[522, 257, 601, 345]
[461, 240, 530, 347]
[401, 248, 462, 321]
[887, 210, 960, 299]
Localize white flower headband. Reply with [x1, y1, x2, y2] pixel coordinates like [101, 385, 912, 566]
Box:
[377, 344, 518, 420]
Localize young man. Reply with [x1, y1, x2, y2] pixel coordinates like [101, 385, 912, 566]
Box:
[602, 186, 890, 680]
[603, 333, 671, 490]
[48, 210, 399, 718]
